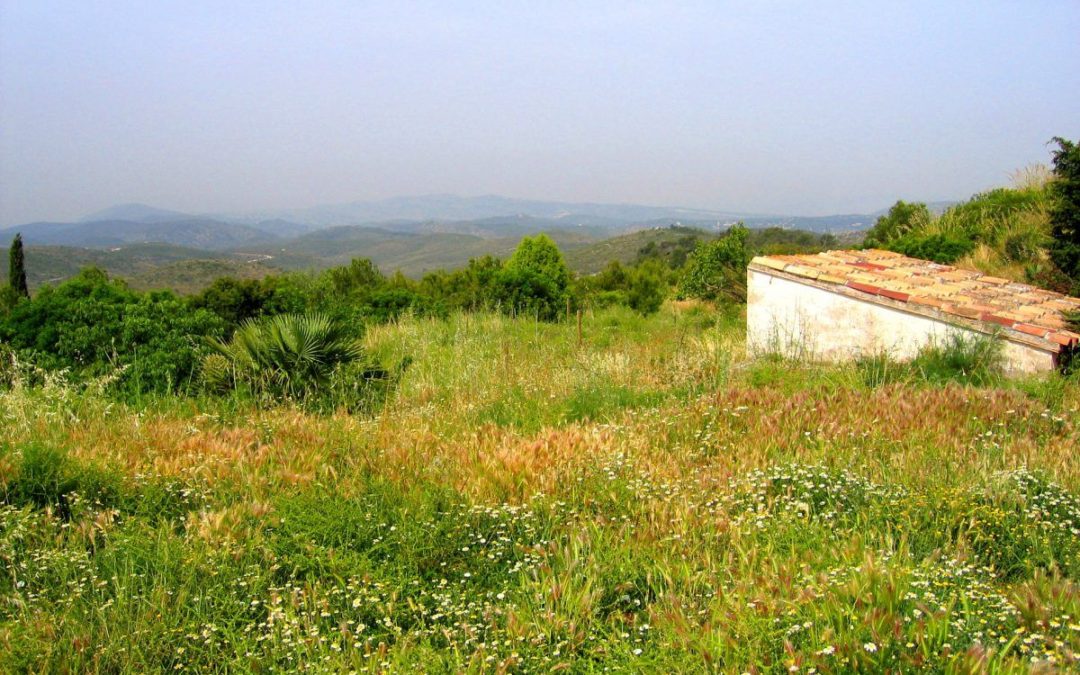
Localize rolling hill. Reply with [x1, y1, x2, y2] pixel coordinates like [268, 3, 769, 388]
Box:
[2, 218, 281, 250]
[0, 243, 281, 293]
[259, 226, 599, 276]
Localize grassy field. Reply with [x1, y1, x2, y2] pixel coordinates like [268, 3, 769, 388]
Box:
[1, 304, 1079, 672]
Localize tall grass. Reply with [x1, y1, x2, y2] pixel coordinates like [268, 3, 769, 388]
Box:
[1, 305, 1078, 671]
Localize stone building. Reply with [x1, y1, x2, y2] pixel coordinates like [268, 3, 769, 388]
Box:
[747, 249, 1080, 373]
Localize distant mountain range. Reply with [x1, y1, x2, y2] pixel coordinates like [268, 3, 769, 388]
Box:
[5, 218, 280, 251]
[3, 194, 914, 249]
[0, 194, 960, 284]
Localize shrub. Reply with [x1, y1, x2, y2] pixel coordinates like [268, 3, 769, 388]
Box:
[187, 277, 273, 329]
[493, 267, 566, 321]
[864, 201, 932, 247]
[887, 232, 975, 263]
[0, 268, 224, 397]
[626, 268, 665, 315]
[0, 443, 121, 520]
[494, 235, 572, 321]
[677, 223, 751, 303]
[202, 313, 388, 411]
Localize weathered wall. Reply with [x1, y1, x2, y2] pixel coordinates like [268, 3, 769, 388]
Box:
[746, 269, 1057, 373]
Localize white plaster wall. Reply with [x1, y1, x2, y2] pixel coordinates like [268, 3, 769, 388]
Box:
[746, 269, 1056, 373]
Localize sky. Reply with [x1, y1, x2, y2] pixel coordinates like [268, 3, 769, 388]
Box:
[1, 1, 1078, 225]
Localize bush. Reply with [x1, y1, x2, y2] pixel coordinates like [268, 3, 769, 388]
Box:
[0, 268, 224, 398]
[202, 313, 389, 411]
[495, 235, 572, 321]
[187, 277, 272, 330]
[865, 201, 932, 247]
[677, 224, 751, 303]
[492, 267, 566, 321]
[0, 443, 121, 520]
[887, 232, 975, 263]
[626, 266, 666, 315]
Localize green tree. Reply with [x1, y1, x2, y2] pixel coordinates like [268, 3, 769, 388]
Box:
[496, 234, 572, 320]
[188, 277, 272, 330]
[0, 267, 223, 396]
[864, 201, 932, 247]
[505, 234, 571, 292]
[420, 255, 503, 312]
[1048, 136, 1080, 290]
[327, 258, 385, 296]
[677, 223, 751, 303]
[626, 262, 666, 315]
[8, 233, 29, 298]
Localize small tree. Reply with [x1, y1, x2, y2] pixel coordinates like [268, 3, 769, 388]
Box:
[626, 263, 666, 315]
[505, 234, 571, 291]
[678, 223, 751, 303]
[8, 233, 28, 298]
[497, 234, 572, 320]
[1048, 136, 1080, 291]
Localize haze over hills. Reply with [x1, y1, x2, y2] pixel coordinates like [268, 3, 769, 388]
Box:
[230, 194, 751, 229]
[0, 193, 950, 286]
[0, 242, 279, 293]
[3, 193, 900, 244]
[4, 218, 282, 251]
[0, 194, 938, 285]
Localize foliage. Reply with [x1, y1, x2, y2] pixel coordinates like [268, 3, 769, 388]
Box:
[492, 267, 566, 321]
[1049, 136, 1080, 292]
[326, 257, 385, 297]
[0, 285, 21, 316]
[202, 312, 384, 411]
[420, 255, 503, 312]
[748, 227, 837, 255]
[0, 268, 224, 397]
[495, 234, 572, 321]
[187, 277, 272, 331]
[886, 231, 976, 263]
[677, 223, 751, 303]
[864, 200, 932, 247]
[634, 229, 706, 269]
[505, 233, 571, 291]
[577, 260, 667, 315]
[7, 233, 28, 299]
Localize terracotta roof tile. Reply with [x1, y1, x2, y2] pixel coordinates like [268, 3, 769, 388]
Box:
[749, 249, 1080, 351]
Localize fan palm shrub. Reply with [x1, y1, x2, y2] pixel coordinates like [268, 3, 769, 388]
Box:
[202, 313, 388, 410]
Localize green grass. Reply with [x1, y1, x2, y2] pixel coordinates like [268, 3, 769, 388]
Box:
[1, 304, 1079, 671]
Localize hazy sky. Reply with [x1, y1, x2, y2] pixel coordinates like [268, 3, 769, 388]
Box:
[1, 1, 1078, 225]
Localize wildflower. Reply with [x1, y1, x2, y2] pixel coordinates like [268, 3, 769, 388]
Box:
[863, 642, 877, 653]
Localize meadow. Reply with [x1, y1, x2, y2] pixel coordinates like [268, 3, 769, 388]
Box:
[1, 304, 1079, 673]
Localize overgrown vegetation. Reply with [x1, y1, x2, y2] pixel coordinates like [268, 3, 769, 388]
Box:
[677, 223, 753, 303]
[1, 305, 1078, 672]
[863, 137, 1080, 293]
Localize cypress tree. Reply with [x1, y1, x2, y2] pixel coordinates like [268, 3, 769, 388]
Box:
[9, 233, 28, 298]
[1049, 137, 1080, 290]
